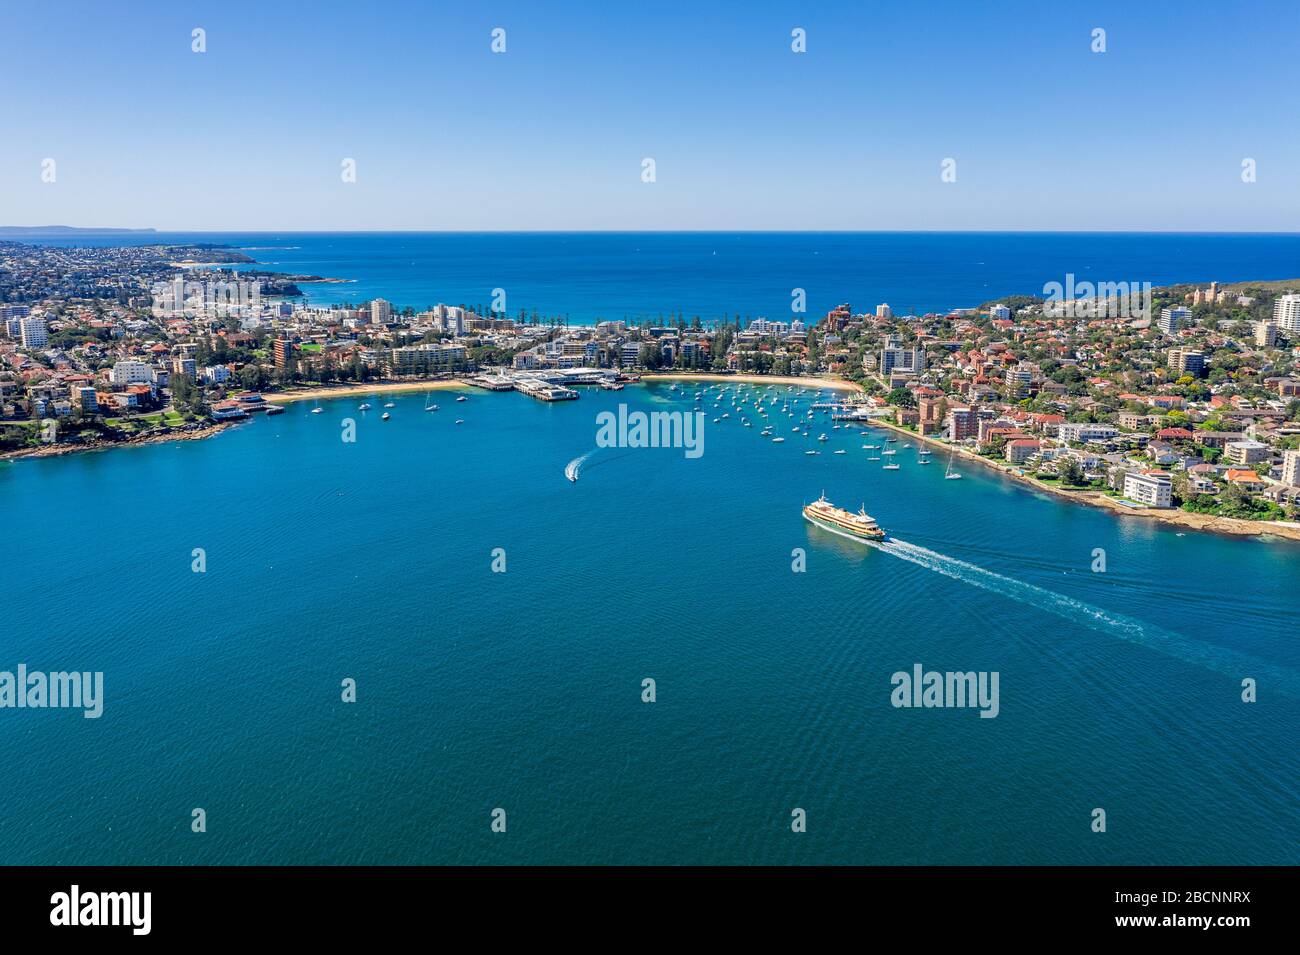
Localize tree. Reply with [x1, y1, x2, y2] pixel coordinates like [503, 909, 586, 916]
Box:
[886, 387, 915, 409]
[1059, 457, 1084, 486]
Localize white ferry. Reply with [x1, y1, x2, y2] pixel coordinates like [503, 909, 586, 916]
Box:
[802, 493, 886, 542]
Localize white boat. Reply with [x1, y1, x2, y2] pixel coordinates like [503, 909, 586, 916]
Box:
[805, 450, 819, 455]
[772, 437, 785, 443]
[311, 407, 324, 414]
[833, 449, 847, 455]
[424, 393, 439, 411]
[945, 451, 962, 480]
[883, 463, 900, 470]
[802, 493, 886, 542]
[384, 402, 395, 408]
[818, 434, 828, 442]
[456, 395, 468, 402]
[359, 403, 372, 410]
[381, 412, 391, 420]
[455, 419, 465, 425]
[882, 449, 897, 456]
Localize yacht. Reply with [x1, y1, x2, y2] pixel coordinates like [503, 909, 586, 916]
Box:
[381, 412, 391, 421]
[359, 403, 372, 411]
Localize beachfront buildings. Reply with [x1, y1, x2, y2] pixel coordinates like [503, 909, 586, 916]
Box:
[389, 343, 467, 374]
[1124, 471, 1173, 508]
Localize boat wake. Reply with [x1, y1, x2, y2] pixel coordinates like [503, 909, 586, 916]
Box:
[867, 537, 1299, 696]
[564, 447, 639, 483]
[564, 451, 593, 482]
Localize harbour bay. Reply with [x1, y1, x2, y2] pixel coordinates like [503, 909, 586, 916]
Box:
[1, 381, 1296, 865]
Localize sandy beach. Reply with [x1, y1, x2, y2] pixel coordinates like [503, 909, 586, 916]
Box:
[641, 372, 864, 393]
[269, 379, 470, 405]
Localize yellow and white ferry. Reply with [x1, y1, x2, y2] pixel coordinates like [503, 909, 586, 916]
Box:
[802, 493, 886, 542]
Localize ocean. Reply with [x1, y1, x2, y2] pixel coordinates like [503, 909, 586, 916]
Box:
[1, 378, 1297, 865]
[18, 230, 1300, 320]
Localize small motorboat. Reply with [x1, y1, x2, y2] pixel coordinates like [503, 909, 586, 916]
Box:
[381, 412, 391, 420]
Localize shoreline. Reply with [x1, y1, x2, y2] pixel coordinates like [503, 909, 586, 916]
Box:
[641, 372, 863, 393]
[9, 373, 1299, 542]
[269, 379, 469, 405]
[0, 420, 240, 463]
[862, 416, 1300, 542]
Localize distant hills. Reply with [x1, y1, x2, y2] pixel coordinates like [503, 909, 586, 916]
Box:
[0, 225, 157, 235]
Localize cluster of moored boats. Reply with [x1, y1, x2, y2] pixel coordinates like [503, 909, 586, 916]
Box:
[307, 390, 471, 425]
[669, 381, 962, 477]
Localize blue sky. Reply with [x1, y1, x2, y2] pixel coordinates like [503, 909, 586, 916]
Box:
[1, 0, 1296, 230]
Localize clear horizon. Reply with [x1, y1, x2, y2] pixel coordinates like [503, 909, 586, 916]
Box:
[2, 0, 1296, 232]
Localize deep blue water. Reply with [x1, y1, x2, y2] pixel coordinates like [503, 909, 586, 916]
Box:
[17, 230, 1300, 320]
[1, 383, 1296, 864]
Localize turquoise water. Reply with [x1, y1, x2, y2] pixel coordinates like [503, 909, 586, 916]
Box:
[26, 230, 1300, 320]
[1, 382, 1296, 864]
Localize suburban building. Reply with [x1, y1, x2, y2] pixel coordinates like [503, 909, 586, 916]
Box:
[1223, 439, 1271, 466]
[1123, 471, 1173, 508]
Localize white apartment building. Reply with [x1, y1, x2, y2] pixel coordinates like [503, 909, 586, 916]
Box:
[1123, 471, 1173, 508]
[110, 359, 155, 386]
[1158, 306, 1190, 335]
[1273, 293, 1300, 334]
[1058, 423, 1119, 443]
[19, 316, 48, 348]
[1282, 448, 1300, 487]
